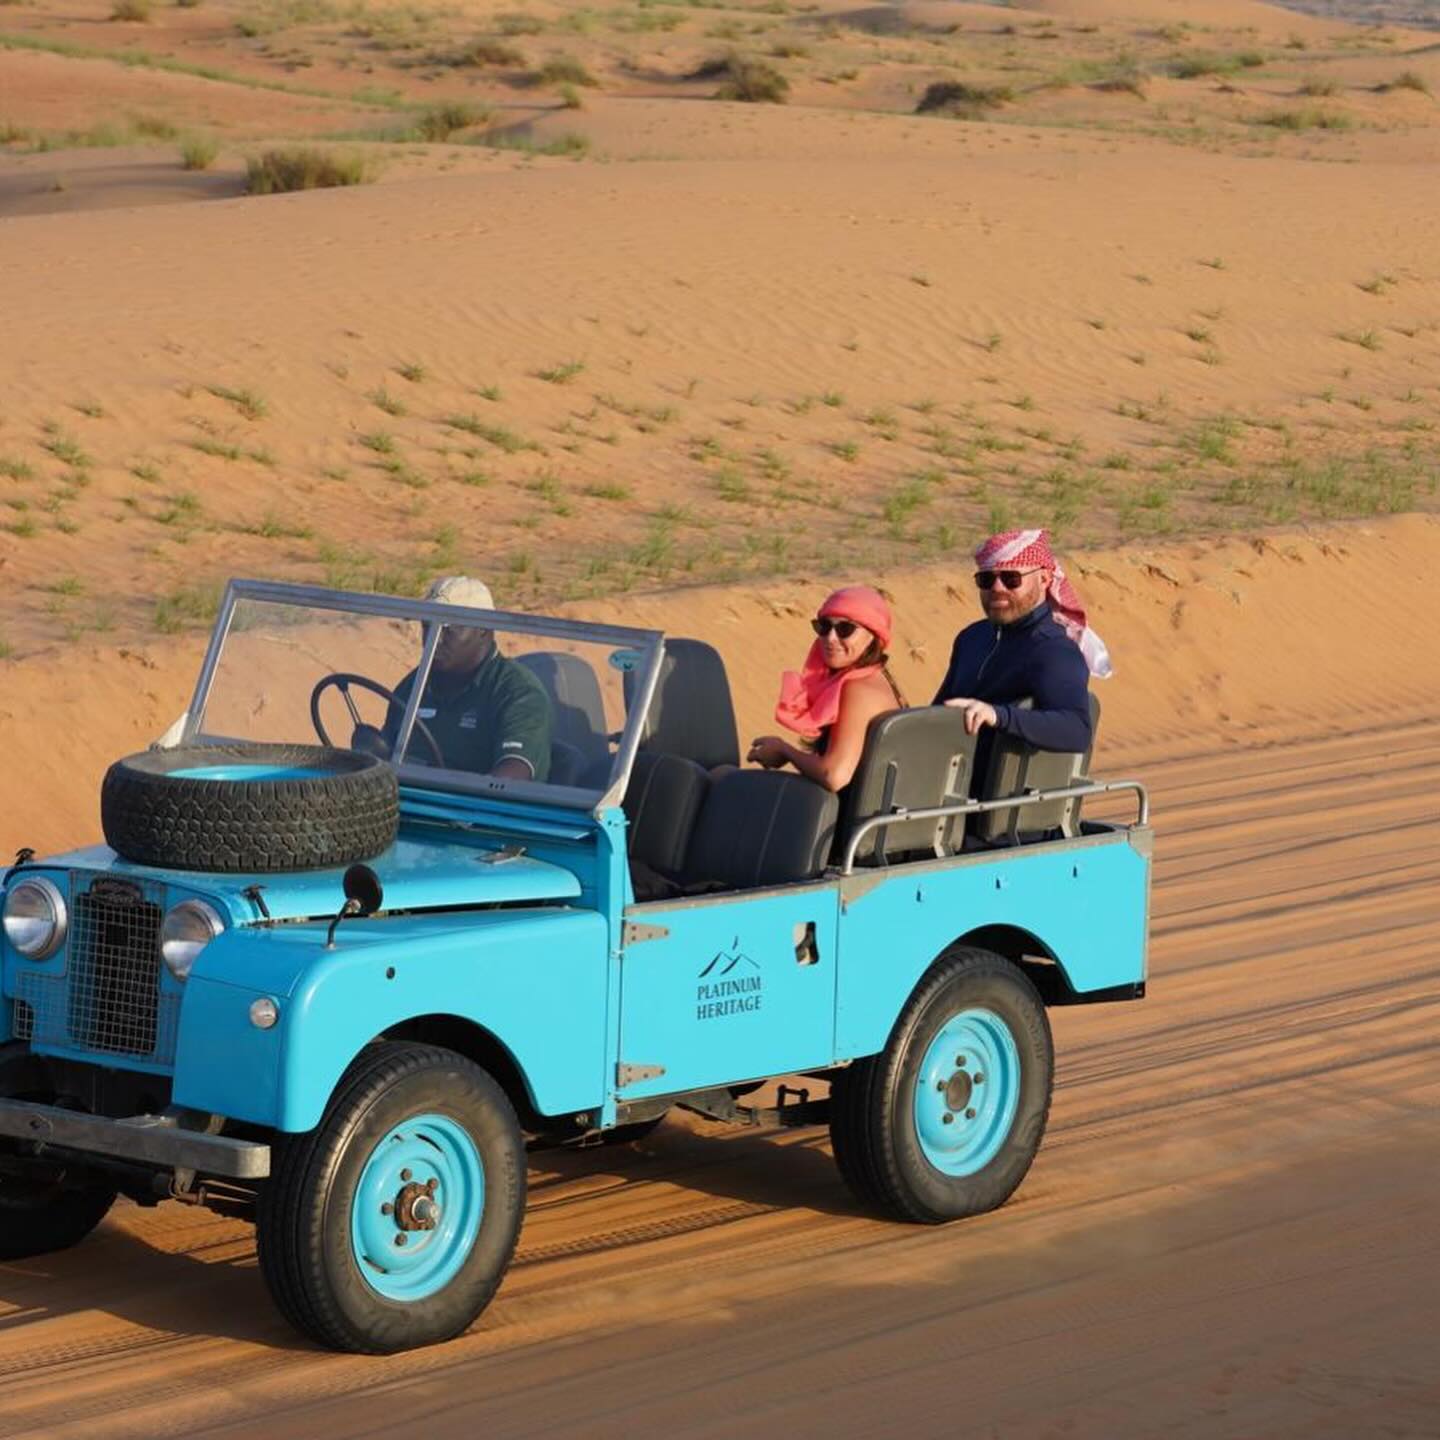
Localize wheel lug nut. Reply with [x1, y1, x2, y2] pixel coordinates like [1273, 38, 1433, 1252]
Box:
[974, 1075, 985, 1085]
[426, 1178, 437, 1192]
[935, 1080, 946, 1091]
[955, 1057, 965, 1068]
[381, 1202, 393, 1215]
[942, 1113, 954, 1125]
[395, 1234, 408, 1247]
[965, 1108, 977, 1119]
[400, 1168, 413, 1182]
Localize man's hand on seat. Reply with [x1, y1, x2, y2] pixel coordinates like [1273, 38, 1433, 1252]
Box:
[943, 697, 998, 735]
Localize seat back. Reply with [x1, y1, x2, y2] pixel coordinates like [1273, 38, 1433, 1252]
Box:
[681, 770, 838, 891]
[622, 750, 711, 877]
[838, 707, 978, 866]
[971, 693, 1101, 845]
[515, 652, 610, 773]
[624, 637, 740, 771]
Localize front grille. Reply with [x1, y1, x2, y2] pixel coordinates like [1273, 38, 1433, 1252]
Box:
[13, 875, 180, 1067]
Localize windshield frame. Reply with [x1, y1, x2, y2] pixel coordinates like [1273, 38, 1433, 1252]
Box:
[182, 579, 666, 815]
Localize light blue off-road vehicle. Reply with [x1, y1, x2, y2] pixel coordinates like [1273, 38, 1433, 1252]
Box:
[0, 581, 1150, 1352]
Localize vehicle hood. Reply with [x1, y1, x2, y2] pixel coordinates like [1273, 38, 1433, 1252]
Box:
[43, 836, 582, 924]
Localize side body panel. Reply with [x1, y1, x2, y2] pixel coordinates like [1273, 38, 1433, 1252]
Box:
[835, 831, 1150, 1058]
[173, 906, 610, 1131]
[616, 883, 841, 1101]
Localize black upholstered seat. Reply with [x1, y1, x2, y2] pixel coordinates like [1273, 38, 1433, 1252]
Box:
[679, 770, 838, 892]
[515, 651, 610, 775]
[621, 751, 711, 900]
[970, 693, 1101, 846]
[837, 707, 978, 866]
[624, 637, 740, 772]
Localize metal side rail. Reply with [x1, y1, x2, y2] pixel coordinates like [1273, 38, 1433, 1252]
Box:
[0, 1099, 270, 1180]
[838, 779, 1150, 875]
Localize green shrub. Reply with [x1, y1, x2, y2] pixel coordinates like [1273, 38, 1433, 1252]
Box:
[179, 133, 219, 169]
[537, 54, 597, 87]
[693, 53, 789, 103]
[463, 38, 525, 67]
[1254, 107, 1353, 131]
[416, 101, 486, 141]
[245, 146, 372, 193]
[110, 0, 153, 20]
[915, 80, 1013, 115]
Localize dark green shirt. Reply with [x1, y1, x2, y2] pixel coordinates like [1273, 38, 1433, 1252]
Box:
[384, 652, 552, 782]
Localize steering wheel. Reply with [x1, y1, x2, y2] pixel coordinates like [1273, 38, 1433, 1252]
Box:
[309, 672, 445, 769]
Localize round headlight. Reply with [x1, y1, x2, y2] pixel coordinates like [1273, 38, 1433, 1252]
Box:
[3, 878, 67, 960]
[160, 899, 224, 981]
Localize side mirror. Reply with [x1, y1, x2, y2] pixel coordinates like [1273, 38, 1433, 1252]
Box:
[343, 863, 384, 916]
[327, 864, 384, 949]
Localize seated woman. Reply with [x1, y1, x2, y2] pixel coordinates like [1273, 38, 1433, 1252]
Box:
[746, 585, 906, 792]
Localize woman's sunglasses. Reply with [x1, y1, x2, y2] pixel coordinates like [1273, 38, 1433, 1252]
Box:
[811, 617, 860, 639]
[974, 568, 1042, 592]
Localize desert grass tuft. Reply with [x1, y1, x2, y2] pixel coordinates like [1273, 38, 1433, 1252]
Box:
[111, 0, 153, 21]
[916, 80, 1013, 116]
[207, 383, 268, 420]
[693, 52, 790, 103]
[246, 146, 372, 193]
[179, 133, 219, 169]
[536, 54, 598, 87]
[1253, 106, 1353, 132]
[461, 38, 526, 67]
[1377, 70, 1430, 95]
[416, 102, 486, 141]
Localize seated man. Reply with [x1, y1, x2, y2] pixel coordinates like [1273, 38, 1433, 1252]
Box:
[933, 528, 1110, 781]
[383, 575, 552, 782]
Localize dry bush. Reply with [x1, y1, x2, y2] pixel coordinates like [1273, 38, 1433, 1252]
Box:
[462, 38, 526, 67]
[536, 54, 597, 87]
[416, 101, 486, 140]
[915, 80, 1013, 115]
[110, 0, 153, 19]
[179, 133, 219, 169]
[246, 146, 372, 193]
[693, 53, 789, 103]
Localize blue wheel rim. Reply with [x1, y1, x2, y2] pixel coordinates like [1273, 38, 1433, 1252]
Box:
[350, 1113, 485, 1301]
[913, 1007, 1021, 1177]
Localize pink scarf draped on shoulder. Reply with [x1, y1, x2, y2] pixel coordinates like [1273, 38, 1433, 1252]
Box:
[774, 585, 893, 740]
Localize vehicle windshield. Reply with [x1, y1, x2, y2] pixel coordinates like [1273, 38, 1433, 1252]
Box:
[184, 581, 664, 808]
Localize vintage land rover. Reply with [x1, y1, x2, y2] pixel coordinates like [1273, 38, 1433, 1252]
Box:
[0, 581, 1150, 1353]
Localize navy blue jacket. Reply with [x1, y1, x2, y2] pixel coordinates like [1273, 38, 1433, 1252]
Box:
[932, 603, 1093, 755]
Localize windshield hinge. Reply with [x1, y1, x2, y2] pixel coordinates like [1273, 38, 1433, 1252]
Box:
[616, 1062, 666, 1088]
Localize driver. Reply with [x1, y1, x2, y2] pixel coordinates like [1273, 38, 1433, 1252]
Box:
[382, 576, 552, 782]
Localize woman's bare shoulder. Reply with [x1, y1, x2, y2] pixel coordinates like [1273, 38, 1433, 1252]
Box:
[842, 669, 904, 714]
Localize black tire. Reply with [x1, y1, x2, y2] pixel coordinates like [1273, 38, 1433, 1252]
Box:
[257, 1043, 525, 1354]
[0, 1047, 116, 1260]
[101, 742, 398, 873]
[829, 947, 1053, 1224]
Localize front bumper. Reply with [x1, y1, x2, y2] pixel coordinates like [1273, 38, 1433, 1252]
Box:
[0, 1099, 270, 1180]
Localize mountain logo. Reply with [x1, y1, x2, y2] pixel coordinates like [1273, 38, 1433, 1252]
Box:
[698, 937, 760, 979]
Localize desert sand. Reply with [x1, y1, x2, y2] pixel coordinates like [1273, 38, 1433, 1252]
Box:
[1, 0, 1438, 1432]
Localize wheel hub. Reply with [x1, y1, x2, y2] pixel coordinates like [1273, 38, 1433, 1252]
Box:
[393, 1178, 440, 1232]
[943, 1070, 973, 1112]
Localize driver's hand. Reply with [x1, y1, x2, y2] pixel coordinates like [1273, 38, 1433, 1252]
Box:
[349, 723, 393, 760]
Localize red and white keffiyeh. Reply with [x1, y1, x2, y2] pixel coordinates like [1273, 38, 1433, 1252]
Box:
[975, 529, 1113, 678]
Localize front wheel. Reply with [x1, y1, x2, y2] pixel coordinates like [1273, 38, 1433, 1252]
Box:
[257, 1043, 525, 1353]
[0, 1046, 116, 1260]
[830, 947, 1053, 1223]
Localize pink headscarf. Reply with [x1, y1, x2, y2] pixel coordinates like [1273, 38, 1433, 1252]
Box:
[774, 586, 893, 739]
[975, 529, 1113, 678]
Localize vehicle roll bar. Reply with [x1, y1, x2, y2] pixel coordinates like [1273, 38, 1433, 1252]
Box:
[837, 779, 1150, 875]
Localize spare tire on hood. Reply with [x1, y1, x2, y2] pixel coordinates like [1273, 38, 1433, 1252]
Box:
[101, 743, 399, 873]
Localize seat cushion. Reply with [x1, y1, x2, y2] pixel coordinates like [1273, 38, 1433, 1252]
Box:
[681, 769, 838, 891]
[623, 750, 710, 877]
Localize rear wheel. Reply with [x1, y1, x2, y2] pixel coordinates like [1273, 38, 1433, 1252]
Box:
[257, 1043, 525, 1353]
[829, 947, 1052, 1223]
[0, 1047, 116, 1260]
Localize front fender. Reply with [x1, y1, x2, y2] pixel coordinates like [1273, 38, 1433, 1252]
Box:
[173, 907, 610, 1132]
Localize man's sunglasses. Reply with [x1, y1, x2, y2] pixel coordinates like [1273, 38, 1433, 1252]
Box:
[974, 568, 1043, 592]
[811, 617, 860, 639]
